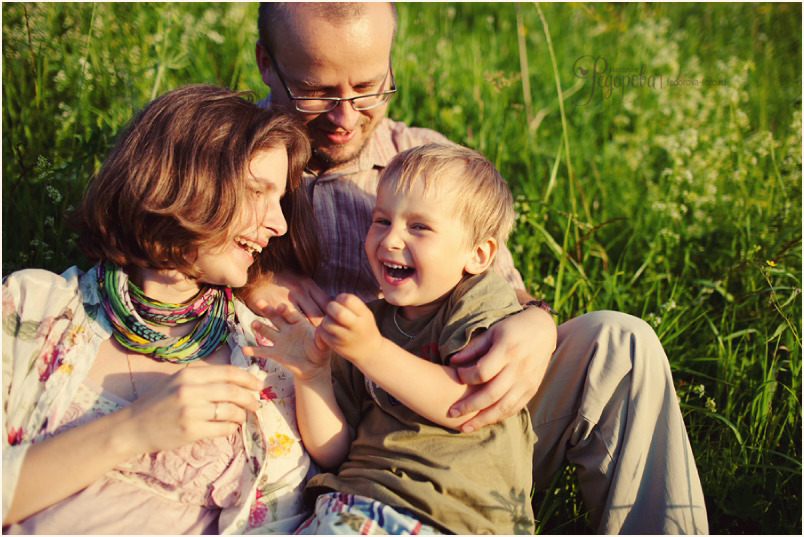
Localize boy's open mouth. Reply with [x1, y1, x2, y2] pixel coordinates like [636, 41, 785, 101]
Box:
[383, 262, 415, 281]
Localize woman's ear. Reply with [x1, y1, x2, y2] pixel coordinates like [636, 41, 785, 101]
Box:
[464, 237, 498, 275]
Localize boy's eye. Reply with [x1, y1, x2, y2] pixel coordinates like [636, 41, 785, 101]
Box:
[411, 224, 430, 231]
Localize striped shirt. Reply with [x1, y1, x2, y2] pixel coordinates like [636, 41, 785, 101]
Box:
[258, 95, 525, 301]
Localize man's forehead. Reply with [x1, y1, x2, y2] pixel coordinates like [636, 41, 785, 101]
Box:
[274, 2, 394, 58]
[273, 16, 393, 88]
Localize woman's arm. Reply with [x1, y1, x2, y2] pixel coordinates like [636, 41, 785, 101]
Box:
[3, 365, 261, 526]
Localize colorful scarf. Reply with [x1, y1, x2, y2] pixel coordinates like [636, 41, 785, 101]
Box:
[97, 262, 234, 363]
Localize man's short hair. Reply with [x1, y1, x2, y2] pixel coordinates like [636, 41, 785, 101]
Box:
[257, 2, 398, 56]
[70, 84, 318, 280]
[379, 143, 515, 248]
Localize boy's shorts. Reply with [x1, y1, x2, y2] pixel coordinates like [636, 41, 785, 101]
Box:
[295, 492, 442, 535]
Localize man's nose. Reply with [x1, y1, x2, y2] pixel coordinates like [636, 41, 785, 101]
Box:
[324, 99, 361, 131]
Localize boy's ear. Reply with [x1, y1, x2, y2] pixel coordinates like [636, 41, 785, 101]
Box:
[464, 237, 498, 275]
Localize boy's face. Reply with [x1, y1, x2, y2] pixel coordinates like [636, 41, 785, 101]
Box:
[365, 173, 480, 320]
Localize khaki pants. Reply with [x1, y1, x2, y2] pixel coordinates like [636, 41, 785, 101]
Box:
[529, 311, 708, 534]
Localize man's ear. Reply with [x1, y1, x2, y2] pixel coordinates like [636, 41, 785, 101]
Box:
[255, 41, 273, 87]
[464, 237, 497, 275]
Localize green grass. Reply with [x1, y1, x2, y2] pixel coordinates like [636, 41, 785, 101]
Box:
[3, 2, 801, 533]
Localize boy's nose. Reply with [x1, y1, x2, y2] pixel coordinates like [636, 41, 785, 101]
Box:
[380, 228, 404, 250]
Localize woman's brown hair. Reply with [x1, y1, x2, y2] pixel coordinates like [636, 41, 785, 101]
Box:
[70, 84, 319, 282]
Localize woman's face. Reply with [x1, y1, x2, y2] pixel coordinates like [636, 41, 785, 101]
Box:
[193, 146, 289, 289]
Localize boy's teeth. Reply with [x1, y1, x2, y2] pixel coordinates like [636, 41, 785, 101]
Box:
[384, 262, 414, 279]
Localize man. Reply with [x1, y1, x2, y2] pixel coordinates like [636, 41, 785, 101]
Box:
[249, 3, 708, 533]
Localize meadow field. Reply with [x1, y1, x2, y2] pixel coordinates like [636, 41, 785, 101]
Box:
[2, 2, 801, 533]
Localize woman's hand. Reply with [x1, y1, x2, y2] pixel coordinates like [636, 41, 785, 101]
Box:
[3, 364, 263, 526]
[448, 306, 557, 432]
[244, 303, 331, 380]
[122, 365, 263, 454]
[315, 293, 384, 366]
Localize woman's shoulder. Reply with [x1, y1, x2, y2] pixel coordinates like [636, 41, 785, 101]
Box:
[4, 266, 86, 295]
[3, 267, 83, 304]
[3, 265, 107, 334]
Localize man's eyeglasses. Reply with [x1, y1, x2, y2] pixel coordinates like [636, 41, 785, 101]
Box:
[268, 51, 396, 114]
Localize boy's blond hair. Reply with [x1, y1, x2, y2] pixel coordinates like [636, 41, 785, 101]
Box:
[379, 143, 515, 248]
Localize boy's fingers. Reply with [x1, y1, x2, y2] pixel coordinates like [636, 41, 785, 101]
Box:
[335, 293, 369, 316]
[313, 330, 330, 352]
[326, 299, 355, 325]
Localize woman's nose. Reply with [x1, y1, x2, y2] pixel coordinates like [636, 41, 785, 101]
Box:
[261, 199, 287, 237]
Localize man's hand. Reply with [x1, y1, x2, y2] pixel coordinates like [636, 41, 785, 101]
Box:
[316, 293, 385, 366]
[246, 271, 330, 326]
[448, 306, 557, 432]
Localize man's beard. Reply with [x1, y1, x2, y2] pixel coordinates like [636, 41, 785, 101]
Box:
[310, 136, 371, 170]
[305, 114, 376, 171]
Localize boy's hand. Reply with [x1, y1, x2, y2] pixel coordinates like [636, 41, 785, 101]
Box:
[244, 302, 331, 380]
[316, 293, 385, 365]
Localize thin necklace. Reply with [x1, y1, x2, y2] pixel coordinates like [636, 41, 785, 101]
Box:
[125, 353, 139, 400]
[125, 351, 191, 400]
[393, 307, 414, 339]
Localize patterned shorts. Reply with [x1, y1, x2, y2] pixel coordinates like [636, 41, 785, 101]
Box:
[295, 492, 442, 535]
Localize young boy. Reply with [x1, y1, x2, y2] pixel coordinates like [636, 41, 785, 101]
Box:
[248, 143, 535, 534]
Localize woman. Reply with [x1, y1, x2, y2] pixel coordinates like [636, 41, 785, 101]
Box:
[2, 85, 319, 533]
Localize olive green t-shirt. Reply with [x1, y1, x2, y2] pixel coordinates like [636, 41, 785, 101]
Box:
[305, 271, 535, 534]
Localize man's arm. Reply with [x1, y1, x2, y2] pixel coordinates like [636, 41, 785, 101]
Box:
[449, 304, 557, 432]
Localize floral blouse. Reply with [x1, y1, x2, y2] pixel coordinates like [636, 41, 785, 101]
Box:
[2, 266, 313, 533]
